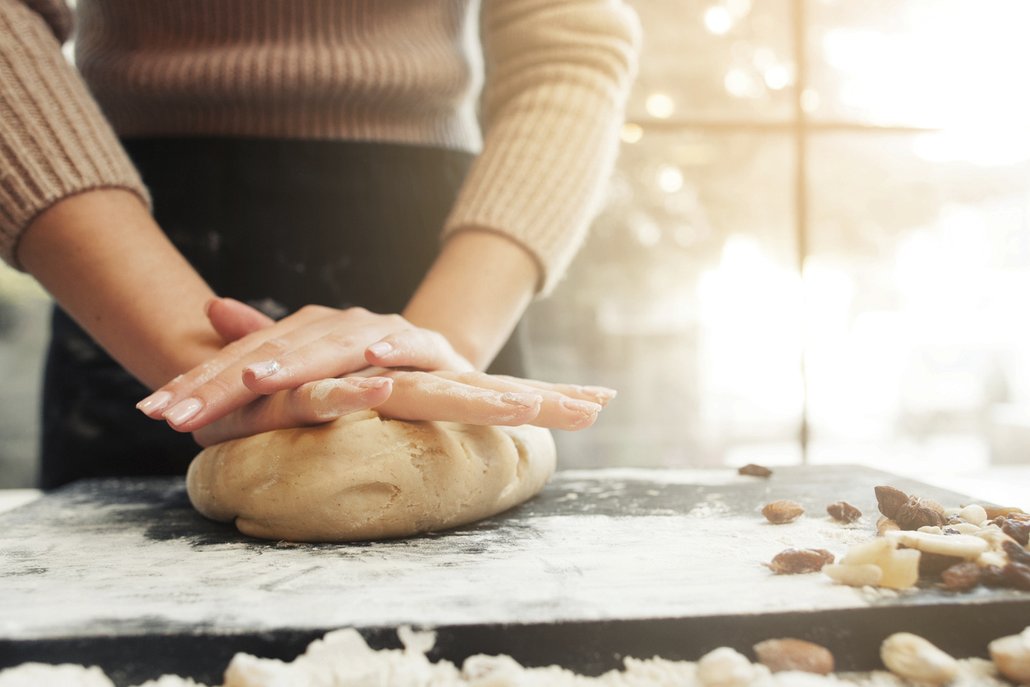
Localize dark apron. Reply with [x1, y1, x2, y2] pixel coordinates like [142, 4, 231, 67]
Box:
[40, 138, 526, 489]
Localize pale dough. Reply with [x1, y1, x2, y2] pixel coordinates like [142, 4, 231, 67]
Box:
[185, 410, 556, 542]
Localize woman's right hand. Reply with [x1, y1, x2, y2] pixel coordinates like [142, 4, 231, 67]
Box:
[190, 367, 616, 446]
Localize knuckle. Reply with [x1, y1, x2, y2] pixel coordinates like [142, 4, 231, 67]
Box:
[256, 337, 291, 358]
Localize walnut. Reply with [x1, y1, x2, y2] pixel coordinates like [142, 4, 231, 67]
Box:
[826, 501, 862, 523]
[875, 485, 909, 520]
[762, 500, 804, 524]
[768, 548, 834, 574]
[753, 638, 834, 675]
[894, 496, 946, 530]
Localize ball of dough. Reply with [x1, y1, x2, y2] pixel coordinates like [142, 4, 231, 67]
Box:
[186, 410, 556, 542]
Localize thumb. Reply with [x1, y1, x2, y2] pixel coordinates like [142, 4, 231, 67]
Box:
[205, 297, 276, 343]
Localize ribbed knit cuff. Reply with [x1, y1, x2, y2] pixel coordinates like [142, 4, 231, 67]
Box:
[0, 0, 149, 268]
[443, 0, 640, 297]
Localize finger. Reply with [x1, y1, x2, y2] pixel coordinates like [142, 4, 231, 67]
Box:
[206, 297, 275, 343]
[139, 306, 347, 425]
[429, 371, 603, 430]
[372, 371, 543, 426]
[241, 326, 402, 394]
[192, 376, 393, 446]
[454, 373, 618, 408]
[365, 328, 475, 372]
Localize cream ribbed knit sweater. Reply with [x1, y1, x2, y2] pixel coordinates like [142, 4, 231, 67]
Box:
[0, 0, 639, 294]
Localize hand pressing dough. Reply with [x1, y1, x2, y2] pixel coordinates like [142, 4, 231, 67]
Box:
[186, 410, 556, 542]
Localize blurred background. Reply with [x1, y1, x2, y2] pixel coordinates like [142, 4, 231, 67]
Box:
[2, 0, 1030, 491]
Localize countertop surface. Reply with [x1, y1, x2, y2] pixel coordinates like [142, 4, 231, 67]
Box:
[0, 466, 1027, 684]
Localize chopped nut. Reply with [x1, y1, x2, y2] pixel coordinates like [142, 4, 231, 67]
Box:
[894, 496, 946, 530]
[940, 562, 981, 591]
[989, 626, 1030, 685]
[984, 505, 1028, 520]
[768, 548, 834, 574]
[696, 647, 756, 687]
[977, 551, 1008, 569]
[842, 537, 893, 566]
[753, 638, 834, 675]
[875, 485, 909, 520]
[738, 463, 772, 478]
[950, 522, 981, 535]
[976, 527, 1018, 553]
[958, 504, 988, 526]
[877, 548, 921, 589]
[880, 633, 958, 686]
[917, 525, 944, 535]
[887, 530, 988, 560]
[827, 501, 862, 524]
[876, 516, 900, 536]
[823, 562, 883, 587]
[762, 500, 804, 524]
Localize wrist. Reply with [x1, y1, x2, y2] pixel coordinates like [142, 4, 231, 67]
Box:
[403, 228, 538, 369]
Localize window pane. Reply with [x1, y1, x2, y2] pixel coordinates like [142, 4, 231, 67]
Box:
[806, 133, 1030, 469]
[806, 0, 1030, 130]
[626, 0, 794, 123]
[527, 131, 802, 468]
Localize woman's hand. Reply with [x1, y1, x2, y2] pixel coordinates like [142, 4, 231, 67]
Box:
[190, 368, 616, 446]
[136, 298, 475, 432]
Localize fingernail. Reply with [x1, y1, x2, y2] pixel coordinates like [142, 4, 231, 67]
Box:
[164, 398, 203, 426]
[245, 360, 281, 380]
[578, 385, 618, 405]
[561, 397, 602, 418]
[350, 377, 392, 390]
[137, 390, 173, 414]
[366, 342, 393, 359]
[501, 392, 542, 408]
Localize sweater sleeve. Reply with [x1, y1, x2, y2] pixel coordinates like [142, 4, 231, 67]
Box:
[0, 0, 148, 268]
[442, 0, 640, 296]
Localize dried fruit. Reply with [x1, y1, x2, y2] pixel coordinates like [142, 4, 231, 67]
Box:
[696, 647, 756, 687]
[981, 565, 1008, 588]
[940, 562, 981, 591]
[875, 485, 909, 520]
[768, 548, 834, 574]
[827, 501, 862, 524]
[762, 500, 804, 524]
[894, 496, 946, 530]
[995, 516, 1030, 546]
[1003, 561, 1030, 590]
[738, 463, 772, 478]
[989, 626, 1030, 685]
[753, 638, 834, 675]
[918, 551, 965, 578]
[1003, 540, 1030, 566]
[880, 633, 958, 686]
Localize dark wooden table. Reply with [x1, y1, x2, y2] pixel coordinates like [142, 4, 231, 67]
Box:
[0, 466, 1026, 685]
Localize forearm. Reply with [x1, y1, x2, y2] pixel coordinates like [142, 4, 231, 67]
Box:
[17, 189, 221, 389]
[403, 229, 538, 370]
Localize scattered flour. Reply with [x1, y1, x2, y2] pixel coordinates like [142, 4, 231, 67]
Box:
[0, 629, 1014, 687]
